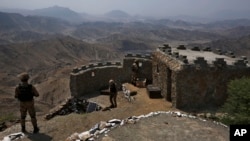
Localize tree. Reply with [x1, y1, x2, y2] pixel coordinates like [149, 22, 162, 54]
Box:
[220, 77, 250, 125]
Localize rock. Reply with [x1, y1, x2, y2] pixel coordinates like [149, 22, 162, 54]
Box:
[89, 126, 99, 134]
[2, 132, 25, 141]
[108, 119, 121, 124]
[66, 132, 79, 141]
[99, 121, 107, 130]
[2, 136, 11, 141]
[94, 130, 100, 136]
[65, 110, 229, 140]
[87, 137, 95, 141]
[145, 112, 154, 118]
[175, 111, 181, 117]
[99, 128, 108, 134]
[137, 115, 145, 119]
[127, 119, 136, 124]
[78, 131, 91, 140]
[120, 120, 125, 126]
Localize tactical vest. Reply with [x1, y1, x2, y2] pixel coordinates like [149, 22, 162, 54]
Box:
[110, 83, 117, 93]
[17, 84, 34, 101]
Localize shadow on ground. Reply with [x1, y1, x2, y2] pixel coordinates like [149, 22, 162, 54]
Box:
[27, 133, 52, 141]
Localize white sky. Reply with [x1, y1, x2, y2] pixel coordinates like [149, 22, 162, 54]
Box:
[1, 0, 250, 17]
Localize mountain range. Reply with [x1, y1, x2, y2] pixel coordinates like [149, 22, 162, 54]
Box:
[0, 6, 250, 121]
[1, 5, 250, 23]
[2, 10, 250, 44]
[0, 6, 250, 137]
[0, 8, 250, 88]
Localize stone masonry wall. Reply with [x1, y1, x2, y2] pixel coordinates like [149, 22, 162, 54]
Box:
[70, 54, 152, 97]
[152, 44, 250, 110]
[152, 48, 183, 107]
[175, 65, 250, 110]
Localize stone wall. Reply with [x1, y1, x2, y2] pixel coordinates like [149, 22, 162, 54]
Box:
[175, 66, 250, 110]
[70, 54, 152, 97]
[152, 48, 183, 107]
[152, 45, 250, 110]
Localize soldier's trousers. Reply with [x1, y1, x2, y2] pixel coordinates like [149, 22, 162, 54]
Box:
[19, 100, 37, 127]
[109, 92, 117, 107]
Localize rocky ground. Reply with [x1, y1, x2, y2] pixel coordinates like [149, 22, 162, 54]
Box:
[0, 83, 229, 141]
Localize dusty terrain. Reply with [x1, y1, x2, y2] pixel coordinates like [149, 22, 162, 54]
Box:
[0, 83, 229, 141]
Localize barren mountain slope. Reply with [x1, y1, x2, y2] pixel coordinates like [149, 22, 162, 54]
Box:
[0, 36, 121, 124]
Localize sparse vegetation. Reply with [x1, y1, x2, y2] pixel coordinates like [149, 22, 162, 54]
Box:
[220, 77, 250, 125]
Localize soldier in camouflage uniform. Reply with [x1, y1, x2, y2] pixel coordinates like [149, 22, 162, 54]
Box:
[109, 79, 117, 108]
[131, 59, 139, 85]
[15, 72, 39, 133]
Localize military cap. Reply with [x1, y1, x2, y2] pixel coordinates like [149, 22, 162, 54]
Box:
[18, 72, 30, 82]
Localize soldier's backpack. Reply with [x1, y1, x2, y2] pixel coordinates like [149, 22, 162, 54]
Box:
[17, 84, 34, 101]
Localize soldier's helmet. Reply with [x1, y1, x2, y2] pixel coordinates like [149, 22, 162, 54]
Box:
[18, 72, 30, 82]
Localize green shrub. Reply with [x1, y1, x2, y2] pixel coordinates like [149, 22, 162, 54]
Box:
[220, 77, 250, 125]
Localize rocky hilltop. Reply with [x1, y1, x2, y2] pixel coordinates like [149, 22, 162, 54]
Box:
[0, 9, 249, 140]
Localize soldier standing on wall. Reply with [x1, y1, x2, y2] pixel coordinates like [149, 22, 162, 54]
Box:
[15, 72, 40, 134]
[131, 59, 139, 85]
[109, 79, 117, 108]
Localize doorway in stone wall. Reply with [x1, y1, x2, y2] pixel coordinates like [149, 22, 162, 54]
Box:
[166, 67, 172, 101]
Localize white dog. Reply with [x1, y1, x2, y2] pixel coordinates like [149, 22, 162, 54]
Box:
[122, 84, 133, 102]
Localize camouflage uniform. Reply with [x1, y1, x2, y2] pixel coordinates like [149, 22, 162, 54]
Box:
[109, 79, 117, 108]
[15, 72, 39, 133]
[131, 60, 139, 85]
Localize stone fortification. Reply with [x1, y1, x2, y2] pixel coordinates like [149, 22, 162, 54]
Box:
[70, 45, 249, 111]
[70, 54, 152, 97]
[152, 44, 250, 110]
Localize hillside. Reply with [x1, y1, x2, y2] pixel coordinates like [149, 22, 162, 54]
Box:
[2, 11, 250, 46]
[0, 36, 122, 122]
[0, 12, 74, 44]
[189, 35, 250, 57]
[0, 36, 121, 86]
[31, 6, 84, 23]
[0, 12, 70, 33]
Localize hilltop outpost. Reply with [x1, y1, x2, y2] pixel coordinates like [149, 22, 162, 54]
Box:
[70, 44, 250, 111]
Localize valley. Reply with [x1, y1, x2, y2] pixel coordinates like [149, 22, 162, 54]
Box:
[0, 6, 250, 140]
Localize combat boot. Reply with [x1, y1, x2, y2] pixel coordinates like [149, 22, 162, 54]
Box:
[33, 126, 39, 134]
[21, 126, 27, 133]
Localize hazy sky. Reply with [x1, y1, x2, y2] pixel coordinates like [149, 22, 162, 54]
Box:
[1, 0, 250, 17]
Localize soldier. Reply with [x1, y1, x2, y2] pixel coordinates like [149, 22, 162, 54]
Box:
[109, 79, 117, 108]
[15, 72, 39, 134]
[131, 59, 139, 85]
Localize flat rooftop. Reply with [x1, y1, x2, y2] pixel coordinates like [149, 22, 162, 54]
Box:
[172, 48, 237, 65]
[158, 45, 249, 67]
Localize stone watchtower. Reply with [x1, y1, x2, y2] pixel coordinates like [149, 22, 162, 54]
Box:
[152, 44, 250, 110]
